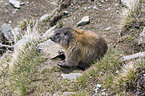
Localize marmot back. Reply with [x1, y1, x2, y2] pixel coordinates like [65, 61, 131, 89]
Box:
[50, 27, 108, 69]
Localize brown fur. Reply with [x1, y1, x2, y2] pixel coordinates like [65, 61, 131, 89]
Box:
[50, 27, 108, 69]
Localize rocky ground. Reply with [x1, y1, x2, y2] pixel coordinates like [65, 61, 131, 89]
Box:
[1, 0, 144, 55]
[0, 0, 123, 55]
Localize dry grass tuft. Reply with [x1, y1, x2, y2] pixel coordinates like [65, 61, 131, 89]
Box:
[120, 0, 141, 26]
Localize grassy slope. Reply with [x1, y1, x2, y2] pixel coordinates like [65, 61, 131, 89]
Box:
[0, 42, 123, 95]
[1, 39, 144, 95]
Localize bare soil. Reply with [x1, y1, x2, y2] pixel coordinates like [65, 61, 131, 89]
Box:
[0, 0, 57, 29]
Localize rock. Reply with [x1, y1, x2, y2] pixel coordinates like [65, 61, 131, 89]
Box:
[2, 23, 12, 41]
[101, 92, 106, 96]
[99, 72, 103, 75]
[138, 27, 145, 45]
[39, 14, 50, 22]
[93, 6, 99, 10]
[77, 16, 90, 26]
[63, 11, 68, 15]
[53, 92, 76, 96]
[8, 20, 12, 24]
[96, 84, 101, 88]
[115, 70, 119, 74]
[121, 51, 145, 62]
[9, 0, 21, 9]
[42, 25, 57, 39]
[93, 93, 98, 96]
[36, 39, 62, 57]
[61, 73, 82, 80]
[105, 27, 111, 31]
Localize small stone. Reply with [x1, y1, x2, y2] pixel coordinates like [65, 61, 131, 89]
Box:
[2, 23, 12, 41]
[105, 27, 111, 30]
[53, 92, 76, 96]
[39, 14, 50, 22]
[96, 84, 101, 88]
[20, 2, 25, 6]
[101, 89, 106, 91]
[115, 70, 119, 74]
[61, 73, 82, 80]
[94, 88, 99, 92]
[63, 11, 68, 15]
[9, 0, 21, 9]
[77, 16, 90, 26]
[93, 6, 99, 10]
[115, 3, 119, 6]
[98, 3, 102, 7]
[9, 20, 12, 24]
[101, 92, 106, 95]
[101, 0, 104, 2]
[99, 72, 103, 75]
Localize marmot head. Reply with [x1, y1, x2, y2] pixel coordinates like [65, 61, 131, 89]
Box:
[50, 27, 74, 47]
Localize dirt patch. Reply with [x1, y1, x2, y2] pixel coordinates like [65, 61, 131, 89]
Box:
[59, 0, 122, 48]
[0, 0, 57, 28]
[0, 0, 125, 50]
[0, 0, 145, 55]
[0, 0, 125, 54]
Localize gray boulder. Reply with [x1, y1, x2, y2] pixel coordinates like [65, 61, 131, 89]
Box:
[2, 23, 12, 41]
[121, 51, 145, 62]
